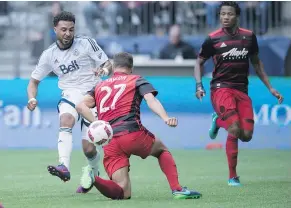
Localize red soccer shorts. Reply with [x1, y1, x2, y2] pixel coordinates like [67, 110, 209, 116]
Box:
[103, 129, 155, 179]
[211, 88, 254, 131]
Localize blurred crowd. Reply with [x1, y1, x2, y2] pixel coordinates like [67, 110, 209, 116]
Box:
[0, 1, 287, 64]
[80, 1, 280, 37]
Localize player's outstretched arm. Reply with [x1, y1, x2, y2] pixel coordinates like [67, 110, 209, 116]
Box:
[76, 94, 96, 123]
[27, 78, 40, 111]
[250, 54, 284, 104]
[194, 57, 206, 101]
[144, 93, 177, 127]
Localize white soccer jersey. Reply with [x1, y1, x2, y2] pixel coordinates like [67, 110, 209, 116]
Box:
[31, 36, 108, 91]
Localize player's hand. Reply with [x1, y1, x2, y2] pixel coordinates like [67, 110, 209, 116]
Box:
[196, 90, 206, 101]
[95, 68, 109, 77]
[195, 82, 206, 101]
[27, 98, 38, 111]
[270, 88, 284, 104]
[164, 117, 178, 127]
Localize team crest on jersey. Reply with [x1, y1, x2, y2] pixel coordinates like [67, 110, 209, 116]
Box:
[73, 49, 80, 56]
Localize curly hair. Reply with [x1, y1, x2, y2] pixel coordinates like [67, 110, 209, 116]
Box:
[53, 11, 75, 26]
[219, 1, 241, 16]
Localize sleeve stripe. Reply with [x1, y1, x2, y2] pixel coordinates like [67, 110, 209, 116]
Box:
[87, 38, 99, 52]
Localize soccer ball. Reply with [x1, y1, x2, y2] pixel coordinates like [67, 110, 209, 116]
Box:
[88, 120, 113, 146]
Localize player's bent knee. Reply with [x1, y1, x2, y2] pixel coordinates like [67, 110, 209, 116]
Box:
[150, 138, 168, 158]
[60, 113, 75, 128]
[240, 130, 253, 142]
[59, 102, 78, 126]
[227, 122, 241, 138]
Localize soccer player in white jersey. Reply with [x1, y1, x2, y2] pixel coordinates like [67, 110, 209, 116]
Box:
[27, 11, 111, 193]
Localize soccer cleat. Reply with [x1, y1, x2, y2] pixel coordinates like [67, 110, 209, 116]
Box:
[228, 176, 242, 186]
[76, 165, 99, 193]
[47, 164, 70, 182]
[209, 112, 220, 139]
[76, 185, 93, 194]
[172, 187, 202, 199]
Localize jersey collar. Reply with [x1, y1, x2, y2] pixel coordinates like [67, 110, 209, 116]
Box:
[56, 38, 74, 50]
[113, 72, 129, 76]
[222, 27, 239, 36]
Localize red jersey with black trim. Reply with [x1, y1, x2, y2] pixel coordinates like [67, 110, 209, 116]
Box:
[88, 72, 158, 136]
[199, 27, 259, 94]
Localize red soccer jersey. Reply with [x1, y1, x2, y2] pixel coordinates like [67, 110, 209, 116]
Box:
[88, 72, 158, 136]
[199, 27, 259, 94]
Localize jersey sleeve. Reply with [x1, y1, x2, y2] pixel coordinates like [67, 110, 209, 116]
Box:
[136, 77, 158, 97]
[198, 36, 214, 60]
[250, 33, 259, 55]
[31, 51, 52, 81]
[85, 38, 109, 67]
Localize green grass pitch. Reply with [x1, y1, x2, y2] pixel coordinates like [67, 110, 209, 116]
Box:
[0, 149, 290, 208]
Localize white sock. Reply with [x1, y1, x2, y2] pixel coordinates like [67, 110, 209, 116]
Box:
[87, 148, 100, 176]
[58, 127, 73, 170]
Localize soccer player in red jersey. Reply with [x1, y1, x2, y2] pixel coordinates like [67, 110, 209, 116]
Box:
[194, 1, 284, 186]
[76, 52, 202, 199]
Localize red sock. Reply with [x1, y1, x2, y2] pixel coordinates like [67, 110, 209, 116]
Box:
[158, 151, 182, 191]
[226, 134, 238, 179]
[94, 176, 124, 200]
[216, 117, 228, 129]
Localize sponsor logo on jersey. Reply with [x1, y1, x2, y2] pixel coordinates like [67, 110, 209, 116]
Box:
[59, 60, 79, 74]
[222, 48, 248, 59]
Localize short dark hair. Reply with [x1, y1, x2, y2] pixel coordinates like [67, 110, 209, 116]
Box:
[219, 1, 241, 16]
[53, 11, 75, 27]
[113, 52, 133, 69]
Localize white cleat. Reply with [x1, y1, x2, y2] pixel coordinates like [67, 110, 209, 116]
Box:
[80, 165, 95, 189]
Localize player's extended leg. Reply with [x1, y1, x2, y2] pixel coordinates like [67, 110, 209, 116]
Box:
[48, 90, 87, 182]
[150, 138, 202, 199]
[47, 110, 75, 182]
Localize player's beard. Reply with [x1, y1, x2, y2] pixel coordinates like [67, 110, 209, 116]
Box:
[62, 38, 73, 47]
[57, 37, 73, 49]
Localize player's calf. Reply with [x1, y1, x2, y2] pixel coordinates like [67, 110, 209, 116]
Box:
[82, 140, 98, 159]
[92, 166, 131, 200]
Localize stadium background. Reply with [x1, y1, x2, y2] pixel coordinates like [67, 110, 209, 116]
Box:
[0, 1, 290, 149]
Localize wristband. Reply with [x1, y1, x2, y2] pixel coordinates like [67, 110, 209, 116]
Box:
[196, 82, 205, 92]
